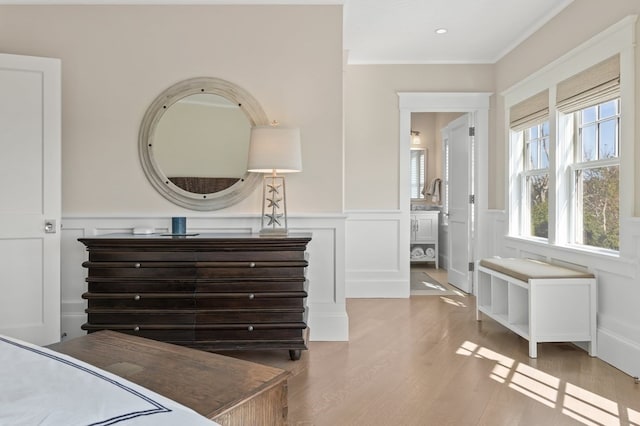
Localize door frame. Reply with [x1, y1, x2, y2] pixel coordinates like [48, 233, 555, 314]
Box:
[398, 92, 491, 295]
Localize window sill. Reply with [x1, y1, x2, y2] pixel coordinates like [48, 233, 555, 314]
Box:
[504, 235, 620, 260]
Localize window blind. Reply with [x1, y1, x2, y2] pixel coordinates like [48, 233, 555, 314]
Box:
[509, 89, 549, 130]
[556, 54, 620, 112]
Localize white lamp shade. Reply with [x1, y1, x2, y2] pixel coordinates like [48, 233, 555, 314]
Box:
[247, 126, 302, 173]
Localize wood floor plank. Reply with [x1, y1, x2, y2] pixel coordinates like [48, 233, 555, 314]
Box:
[228, 280, 640, 426]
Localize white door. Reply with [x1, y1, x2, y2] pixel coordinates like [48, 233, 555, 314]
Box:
[0, 54, 61, 345]
[446, 114, 473, 293]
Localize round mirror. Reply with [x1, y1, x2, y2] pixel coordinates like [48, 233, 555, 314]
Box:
[139, 77, 268, 210]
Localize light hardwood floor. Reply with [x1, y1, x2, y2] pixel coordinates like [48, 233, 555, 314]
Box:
[230, 271, 640, 426]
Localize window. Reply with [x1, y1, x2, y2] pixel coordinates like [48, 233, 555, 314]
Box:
[410, 148, 426, 199]
[508, 54, 623, 253]
[509, 89, 550, 240]
[505, 20, 634, 257]
[571, 99, 620, 250]
[522, 122, 549, 238]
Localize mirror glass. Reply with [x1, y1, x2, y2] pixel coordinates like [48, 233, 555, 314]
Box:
[410, 148, 426, 199]
[154, 94, 250, 194]
[139, 77, 268, 210]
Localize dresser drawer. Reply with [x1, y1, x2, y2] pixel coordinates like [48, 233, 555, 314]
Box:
[87, 279, 196, 293]
[196, 308, 306, 324]
[86, 310, 195, 325]
[83, 292, 195, 309]
[196, 293, 305, 309]
[82, 325, 195, 343]
[194, 324, 306, 341]
[196, 264, 306, 279]
[196, 279, 308, 293]
[85, 264, 196, 279]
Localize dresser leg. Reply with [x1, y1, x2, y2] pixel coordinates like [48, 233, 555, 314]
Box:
[289, 349, 301, 361]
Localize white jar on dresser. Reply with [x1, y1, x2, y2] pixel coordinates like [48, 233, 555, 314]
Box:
[410, 210, 439, 268]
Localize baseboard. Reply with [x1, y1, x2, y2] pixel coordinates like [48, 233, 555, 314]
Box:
[61, 313, 87, 341]
[597, 327, 640, 379]
[346, 279, 409, 298]
[308, 309, 349, 341]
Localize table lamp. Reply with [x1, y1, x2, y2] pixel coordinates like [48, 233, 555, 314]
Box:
[247, 124, 302, 235]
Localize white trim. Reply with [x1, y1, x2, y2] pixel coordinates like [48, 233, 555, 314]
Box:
[398, 92, 492, 294]
[345, 211, 405, 297]
[398, 92, 492, 111]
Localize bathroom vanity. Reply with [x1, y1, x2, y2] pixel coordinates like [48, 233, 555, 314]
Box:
[410, 210, 439, 268]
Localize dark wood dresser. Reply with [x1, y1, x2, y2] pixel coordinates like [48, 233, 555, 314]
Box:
[78, 233, 311, 360]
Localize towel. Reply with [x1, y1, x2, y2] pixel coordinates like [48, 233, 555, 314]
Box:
[423, 178, 441, 204]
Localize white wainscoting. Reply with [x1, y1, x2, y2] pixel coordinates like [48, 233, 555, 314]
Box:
[60, 214, 348, 342]
[484, 211, 640, 379]
[346, 211, 409, 298]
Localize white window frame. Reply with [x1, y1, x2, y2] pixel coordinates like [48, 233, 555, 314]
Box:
[520, 121, 550, 240]
[568, 98, 620, 250]
[504, 16, 635, 257]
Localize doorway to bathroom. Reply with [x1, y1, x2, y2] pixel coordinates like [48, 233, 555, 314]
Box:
[399, 92, 491, 295]
[409, 112, 470, 294]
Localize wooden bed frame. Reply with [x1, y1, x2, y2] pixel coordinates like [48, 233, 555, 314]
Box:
[48, 330, 290, 425]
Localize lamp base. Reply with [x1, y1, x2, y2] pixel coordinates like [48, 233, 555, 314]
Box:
[258, 228, 289, 236]
[258, 174, 290, 236]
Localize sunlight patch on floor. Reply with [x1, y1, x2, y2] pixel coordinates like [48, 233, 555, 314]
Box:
[440, 296, 467, 307]
[628, 407, 640, 426]
[457, 340, 640, 425]
[506, 363, 560, 408]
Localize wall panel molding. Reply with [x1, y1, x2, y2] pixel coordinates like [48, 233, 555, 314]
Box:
[61, 214, 348, 342]
[346, 211, 409, 298]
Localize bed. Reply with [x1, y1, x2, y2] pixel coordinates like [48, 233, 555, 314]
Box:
[1, 331, 290, 425]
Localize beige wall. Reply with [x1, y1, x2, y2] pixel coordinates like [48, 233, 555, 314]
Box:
[0, 5, 343, 215]
[2, 3, 636, 216]
[493, 0, 640, 212]
[344, 64, 494, 210]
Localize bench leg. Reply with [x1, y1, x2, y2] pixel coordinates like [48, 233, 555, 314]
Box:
[529, 341, 537, 358]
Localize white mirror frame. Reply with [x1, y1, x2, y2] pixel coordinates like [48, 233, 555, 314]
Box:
[139, 77, 268, 210]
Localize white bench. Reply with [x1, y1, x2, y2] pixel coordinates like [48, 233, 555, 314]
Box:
[476, 257, 597, 358]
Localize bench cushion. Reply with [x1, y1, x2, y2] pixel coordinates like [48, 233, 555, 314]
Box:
[479, 257, 594, 282]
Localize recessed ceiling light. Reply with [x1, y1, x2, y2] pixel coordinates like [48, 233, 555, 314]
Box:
[435, 28, 448, 35]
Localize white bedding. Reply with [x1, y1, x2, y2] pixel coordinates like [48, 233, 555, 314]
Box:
[0, 335, 220, 426]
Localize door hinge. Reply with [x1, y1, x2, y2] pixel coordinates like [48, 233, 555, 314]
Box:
[469, 262, 475, 272]
[469, 194, 475, 204]
[469, 126, 475, 137]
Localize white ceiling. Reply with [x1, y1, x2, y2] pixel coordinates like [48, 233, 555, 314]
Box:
[344, 0, 574, 64]
[4, 0, 574, 64]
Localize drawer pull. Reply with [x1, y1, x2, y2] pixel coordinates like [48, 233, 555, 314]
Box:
[133, 294, 141, 301]
[247, 325, 254, 331]
[249, 262, 256, 268]
[133, 326, 140, 331]
[248, 293, 255, 300]
[134, 263, 141, 268]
